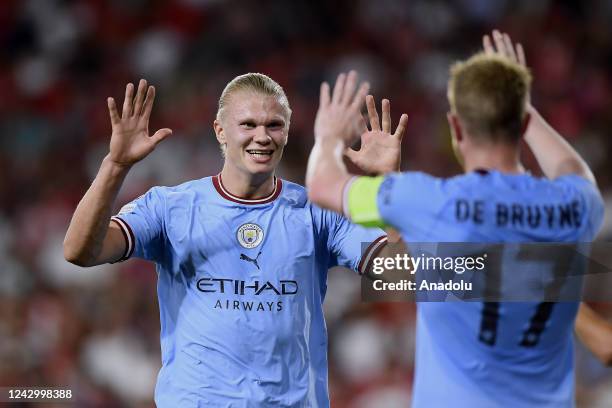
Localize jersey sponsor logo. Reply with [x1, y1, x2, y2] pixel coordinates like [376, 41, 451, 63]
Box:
[196, 278, 298, 295]
[236, 223, 264, 248]
[196, 278, 298, 313]
[213, 299, 284, 312]
[240, 251, 262, 269]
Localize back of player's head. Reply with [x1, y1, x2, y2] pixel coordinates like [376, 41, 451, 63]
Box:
[216, 73, 292, 122]
[448, 53, 531, 144]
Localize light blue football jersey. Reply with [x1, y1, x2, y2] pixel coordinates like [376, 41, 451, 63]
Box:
[373, 170, 604, 408]
[111, 174, 385, 407]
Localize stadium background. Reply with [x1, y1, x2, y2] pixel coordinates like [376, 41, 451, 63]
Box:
[1, 0, 611, 406]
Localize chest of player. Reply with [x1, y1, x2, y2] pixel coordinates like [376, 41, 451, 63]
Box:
[165, 201, 316, 283]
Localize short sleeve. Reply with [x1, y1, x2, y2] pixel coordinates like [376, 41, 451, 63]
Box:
[554, 175, 605, 239]
[326, 211, 386, 274]
[111, 187, 167, 263]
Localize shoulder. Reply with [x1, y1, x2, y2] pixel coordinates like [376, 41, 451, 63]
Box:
[551, 174, 602, 197]
[278, 179, 341, 226]
[383, 171, 451, 193]
[379, 171, 452, 207]
[147, 177, 213, 201]
[162, 177, 212, 194]
[278, 179, 333, 226]
[549, 175, 604, 218]
[487, 172, 601, 202]
[127, 178, 213, 213]
[279, 178, 309, 207]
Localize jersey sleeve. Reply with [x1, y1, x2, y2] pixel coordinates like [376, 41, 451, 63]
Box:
[346, 172, 442, 239]
[554, 175, 605, 239]
[111, 187, 167, 263]
[325, 210, 387, 275]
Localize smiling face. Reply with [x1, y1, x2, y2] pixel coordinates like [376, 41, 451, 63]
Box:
[214, 90, 289, 177]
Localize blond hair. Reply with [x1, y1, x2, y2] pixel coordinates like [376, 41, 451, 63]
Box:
[448, 53, 531, 143]
[216, 73, 292, 122]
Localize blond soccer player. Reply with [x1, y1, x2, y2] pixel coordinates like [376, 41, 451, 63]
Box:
[64, 73, 404, 406]
[306, 31, 604, 407]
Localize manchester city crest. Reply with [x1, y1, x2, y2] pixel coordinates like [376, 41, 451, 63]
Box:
[236, 223, 264, 249]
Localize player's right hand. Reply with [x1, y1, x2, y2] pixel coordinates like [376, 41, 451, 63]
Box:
[106, 79, 172, 167]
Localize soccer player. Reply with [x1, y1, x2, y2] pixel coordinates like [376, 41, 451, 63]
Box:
[306, 31, 605, 407]
[63, 74, 398, 406]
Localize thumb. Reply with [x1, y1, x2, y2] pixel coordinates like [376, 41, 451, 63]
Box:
[151, 128, 172, 145]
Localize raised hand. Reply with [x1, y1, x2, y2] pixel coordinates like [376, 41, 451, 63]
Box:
[314, 70, 370, 145]
[345, 95, 408, 175]
[483, 30, 532, 109]
[107, 79, 172, 167]
[483, 30, 526, 67]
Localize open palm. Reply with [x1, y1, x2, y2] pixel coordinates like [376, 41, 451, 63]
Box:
[107, 79, 172, 167]
[483, 30, 532, 109]
[345, 95, 408, 175]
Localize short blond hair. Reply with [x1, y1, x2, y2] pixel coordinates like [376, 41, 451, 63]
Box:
[448, 53, 531, 143]
[216, 73, 292, 122]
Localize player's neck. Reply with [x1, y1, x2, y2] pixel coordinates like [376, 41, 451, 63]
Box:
[463, 144, 523, 175]
[219, 164, 276, 199]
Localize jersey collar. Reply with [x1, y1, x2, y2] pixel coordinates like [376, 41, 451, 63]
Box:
[212, 173, 282, 205]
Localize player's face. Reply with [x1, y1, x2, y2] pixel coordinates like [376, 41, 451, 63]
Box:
[215, 91, 289, 176]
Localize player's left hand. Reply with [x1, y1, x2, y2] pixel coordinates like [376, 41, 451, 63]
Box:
[345, 95, 408, 175]
[483, 30, 532, 110]
[483, 29, 526, 67]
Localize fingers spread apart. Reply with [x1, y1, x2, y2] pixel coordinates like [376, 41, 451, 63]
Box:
[330, 70, 369, 110]
[366, 95, 407, 138]
[484, 30, 526, 67]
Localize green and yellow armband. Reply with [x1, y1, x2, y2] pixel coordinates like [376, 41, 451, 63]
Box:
[345, 176, 386, 228]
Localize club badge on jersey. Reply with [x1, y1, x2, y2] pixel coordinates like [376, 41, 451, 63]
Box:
[237, 223, 264, 249]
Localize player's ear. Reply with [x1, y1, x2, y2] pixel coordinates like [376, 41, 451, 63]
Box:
[448, 112, 463, 143]
[520, 113, 531, 139]
[214, 119, 226, 145]
[283, 115, 290, 146]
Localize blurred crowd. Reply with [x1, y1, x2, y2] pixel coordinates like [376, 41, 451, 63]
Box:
[1, 0, 612, 406]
